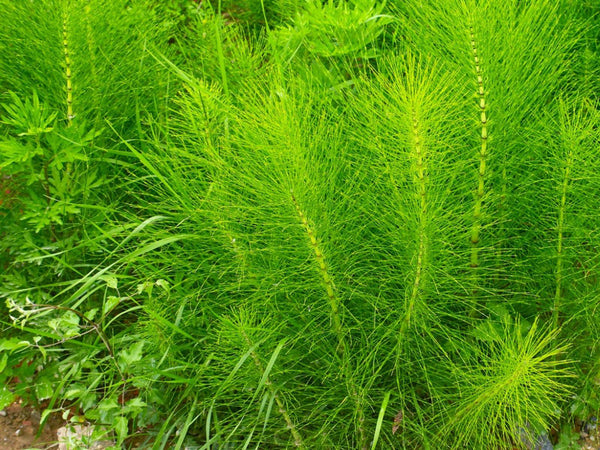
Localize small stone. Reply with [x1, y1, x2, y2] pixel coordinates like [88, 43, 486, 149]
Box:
[534, 432, 553, 450]
[0, 410, 6, 417]
[583, 416, 598, 433]
[519, 425, 553, 450]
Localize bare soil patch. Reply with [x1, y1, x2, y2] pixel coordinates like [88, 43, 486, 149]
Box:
[0, 401, 63, 450]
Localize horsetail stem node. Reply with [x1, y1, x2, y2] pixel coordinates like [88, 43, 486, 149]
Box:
[62, 7, 74, 124]
[469, 24, 489, 272]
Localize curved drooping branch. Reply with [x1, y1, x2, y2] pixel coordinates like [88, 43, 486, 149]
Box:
[291, 193, 366, 449]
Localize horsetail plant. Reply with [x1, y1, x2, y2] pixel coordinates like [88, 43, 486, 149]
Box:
[1, 0, 598, 449]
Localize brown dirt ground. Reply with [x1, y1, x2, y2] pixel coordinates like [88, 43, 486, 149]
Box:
[0, 401, 64, 450]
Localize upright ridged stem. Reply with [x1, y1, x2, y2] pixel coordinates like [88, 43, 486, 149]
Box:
[62, 7, 74, 125]
[468, 25, 488, 306]
[83, 3, 99, 122]
[290, 193, 366, 449]
[400, 111, 428, 337]
[291, 193, 344, 349]
[240, 330, 304, 448]
[553, 148, 572, 329]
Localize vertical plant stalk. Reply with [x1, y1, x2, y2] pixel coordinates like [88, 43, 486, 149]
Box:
[219, 220, 251, 288]
[62, 7, 74, 125]
[496, 163, 508, 285]
[83, 3, 100, 124]
[240, 330, 304, 448]
[214, 0, 230, 99]
[291, 194, 343, 348]
[400, 111, 428, 337]
[554, 148, 572, 329]
[468, 25, 489, 307]
[291, 193, 367, 449]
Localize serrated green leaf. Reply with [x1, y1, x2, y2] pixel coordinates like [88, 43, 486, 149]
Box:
[80, 392, 98, 411]
[64, 384, 86, 400]
[103, 296, 120, 317]
[118, 341, 145, 368]
[114, 415, 128, 444]
[84, 409, 100, 421]
[0, 386, 15, 410]
[84, 308, 98, 321]
[98, 396, 119, 411]
[35, 378, 54, 400]
[101, 274, 118, 290]
[123, 397, 147, 416]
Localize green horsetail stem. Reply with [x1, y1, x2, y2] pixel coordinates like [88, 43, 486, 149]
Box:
[554, 147, 573, 329]
[468, 26, 489, 313]
[290, 192, 367, 449]
[469, 26, 488, 269]
[291, 193, 343, 348]
[240, 329, 304, 448]
[62, 8, 73, 125]
[400, 112, 428, 337]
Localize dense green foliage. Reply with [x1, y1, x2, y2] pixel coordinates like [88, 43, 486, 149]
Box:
[0, 0, 599, 448]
